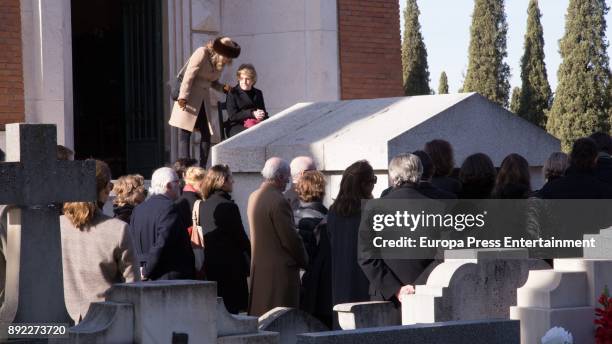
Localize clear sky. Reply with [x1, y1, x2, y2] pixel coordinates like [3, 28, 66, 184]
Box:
[399, 0, 612, 93]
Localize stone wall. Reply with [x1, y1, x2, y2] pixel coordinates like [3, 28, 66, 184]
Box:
[337, 0, 404, 99]
[0, 0, 25, 130]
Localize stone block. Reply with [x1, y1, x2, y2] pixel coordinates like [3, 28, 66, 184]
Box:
[387, 94, 559, 167]
[221, 0, 305, 36]
[295, 319, 519, 344]
[333, 301, 400, 330]
[67, 302, 134, 344]
[191, 0, 220, 32]
[303, 30, 340, 102]
[106, 281, 218, 344]
[213, 94, 560, 234]
[217, 298, 259, 337]
[403, 250, 549, 325]
[510, 258, 612, 344]
[259, 308, 327, 344]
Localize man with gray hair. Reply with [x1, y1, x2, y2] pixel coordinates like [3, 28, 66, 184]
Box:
[129, 167, 195, 280]
[247, 157, 308, 316]
[360, 153, 436, 308]
[285, 156, 317, 210]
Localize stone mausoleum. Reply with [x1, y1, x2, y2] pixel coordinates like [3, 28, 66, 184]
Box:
[213, 93, 561, 230]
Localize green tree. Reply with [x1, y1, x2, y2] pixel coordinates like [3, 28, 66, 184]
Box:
[462, 0, 511, 107]
[517, 0, 552, 128]
[546, 0, 611, 150]
[438, 71, 449, 94]
[510, 87, 521, 114]
[401, 0, 430, 95]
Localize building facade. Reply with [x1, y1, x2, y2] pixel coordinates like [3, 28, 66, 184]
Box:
[0, 0, 403, 176]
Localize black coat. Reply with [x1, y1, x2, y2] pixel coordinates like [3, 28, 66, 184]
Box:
[294, 201, 332, 328]
[129, 194, 195, 280]
[418, 181, 457, 199]
[294, 201, 328, 260]
[431, 175, 462, 196]
[175, 190, 201, 230]
[199, 190, 251, 314]
[225, 85, 268, 137]
[359, 184, 436, 305]
[327, 211, 370, 310]
[539, 167, 612, 199]
[113, 204, 134, 224]
[595, 154, 612, 185]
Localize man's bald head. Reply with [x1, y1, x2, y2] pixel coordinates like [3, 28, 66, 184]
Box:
[290, 156, 316, 183]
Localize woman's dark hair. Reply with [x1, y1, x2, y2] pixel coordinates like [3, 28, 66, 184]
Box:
[570, 137, 598, 171]
[330, 160, 374, 216]
[173, 158, 198, 179]
[589, 132, 612, 155]
[459, 153, 496, 198]
[424, 139, 454, 177]
[492, 153, 531, 198]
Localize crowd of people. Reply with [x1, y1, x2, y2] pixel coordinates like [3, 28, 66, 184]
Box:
[43, 130, 612, 326]
[2, 35, 609, 327]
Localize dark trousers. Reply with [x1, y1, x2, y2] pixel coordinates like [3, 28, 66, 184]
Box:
[178, 103, 211, 167]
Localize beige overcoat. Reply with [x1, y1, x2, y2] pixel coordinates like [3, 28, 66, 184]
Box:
[247, 182, 308, 316]
[60, 213, 138, 323]
[169, 46, 224, 134]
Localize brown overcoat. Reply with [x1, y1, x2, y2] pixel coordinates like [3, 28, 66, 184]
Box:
[169, 46, 224, 134]
[247, 182, 308, 316]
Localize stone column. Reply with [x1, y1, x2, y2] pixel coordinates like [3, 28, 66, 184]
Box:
[20, 0, 74, 148]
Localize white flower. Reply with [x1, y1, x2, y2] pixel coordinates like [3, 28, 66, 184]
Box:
[541, 327, 573, 344]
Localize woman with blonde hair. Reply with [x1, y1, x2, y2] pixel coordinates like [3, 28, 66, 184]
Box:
[169, 37, 241, 167]
[61, 160, 138, 324]
[176, 166, 207, 227]
[226, 63, 268, 137]
[198, 164, 251, 314]
[112, 174, 146, 223]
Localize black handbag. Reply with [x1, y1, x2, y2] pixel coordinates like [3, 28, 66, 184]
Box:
[170, 57, 191, 101]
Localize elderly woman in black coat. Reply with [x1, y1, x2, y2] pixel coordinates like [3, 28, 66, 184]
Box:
[294, 171, 332, 328]
[198, 165, 251, 314]
[225, 64, 268, 137]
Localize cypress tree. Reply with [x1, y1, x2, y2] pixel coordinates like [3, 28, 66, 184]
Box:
[462, 0, 511, 107]
[401, 0, 430, 95]
[510, 87, 521, 114]
[438, 71, 449, 94]
[517, 0, 552, 128]
[546, 0, 611, 150]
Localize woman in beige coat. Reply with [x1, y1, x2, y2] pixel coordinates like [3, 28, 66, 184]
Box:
[169, 37, 241, 167]
[61, 160, 139, 324]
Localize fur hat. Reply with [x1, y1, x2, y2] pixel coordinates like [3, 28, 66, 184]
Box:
[212, 37, 241, 59]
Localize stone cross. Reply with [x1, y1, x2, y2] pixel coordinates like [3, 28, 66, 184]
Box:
[0, 123, 96, 324]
